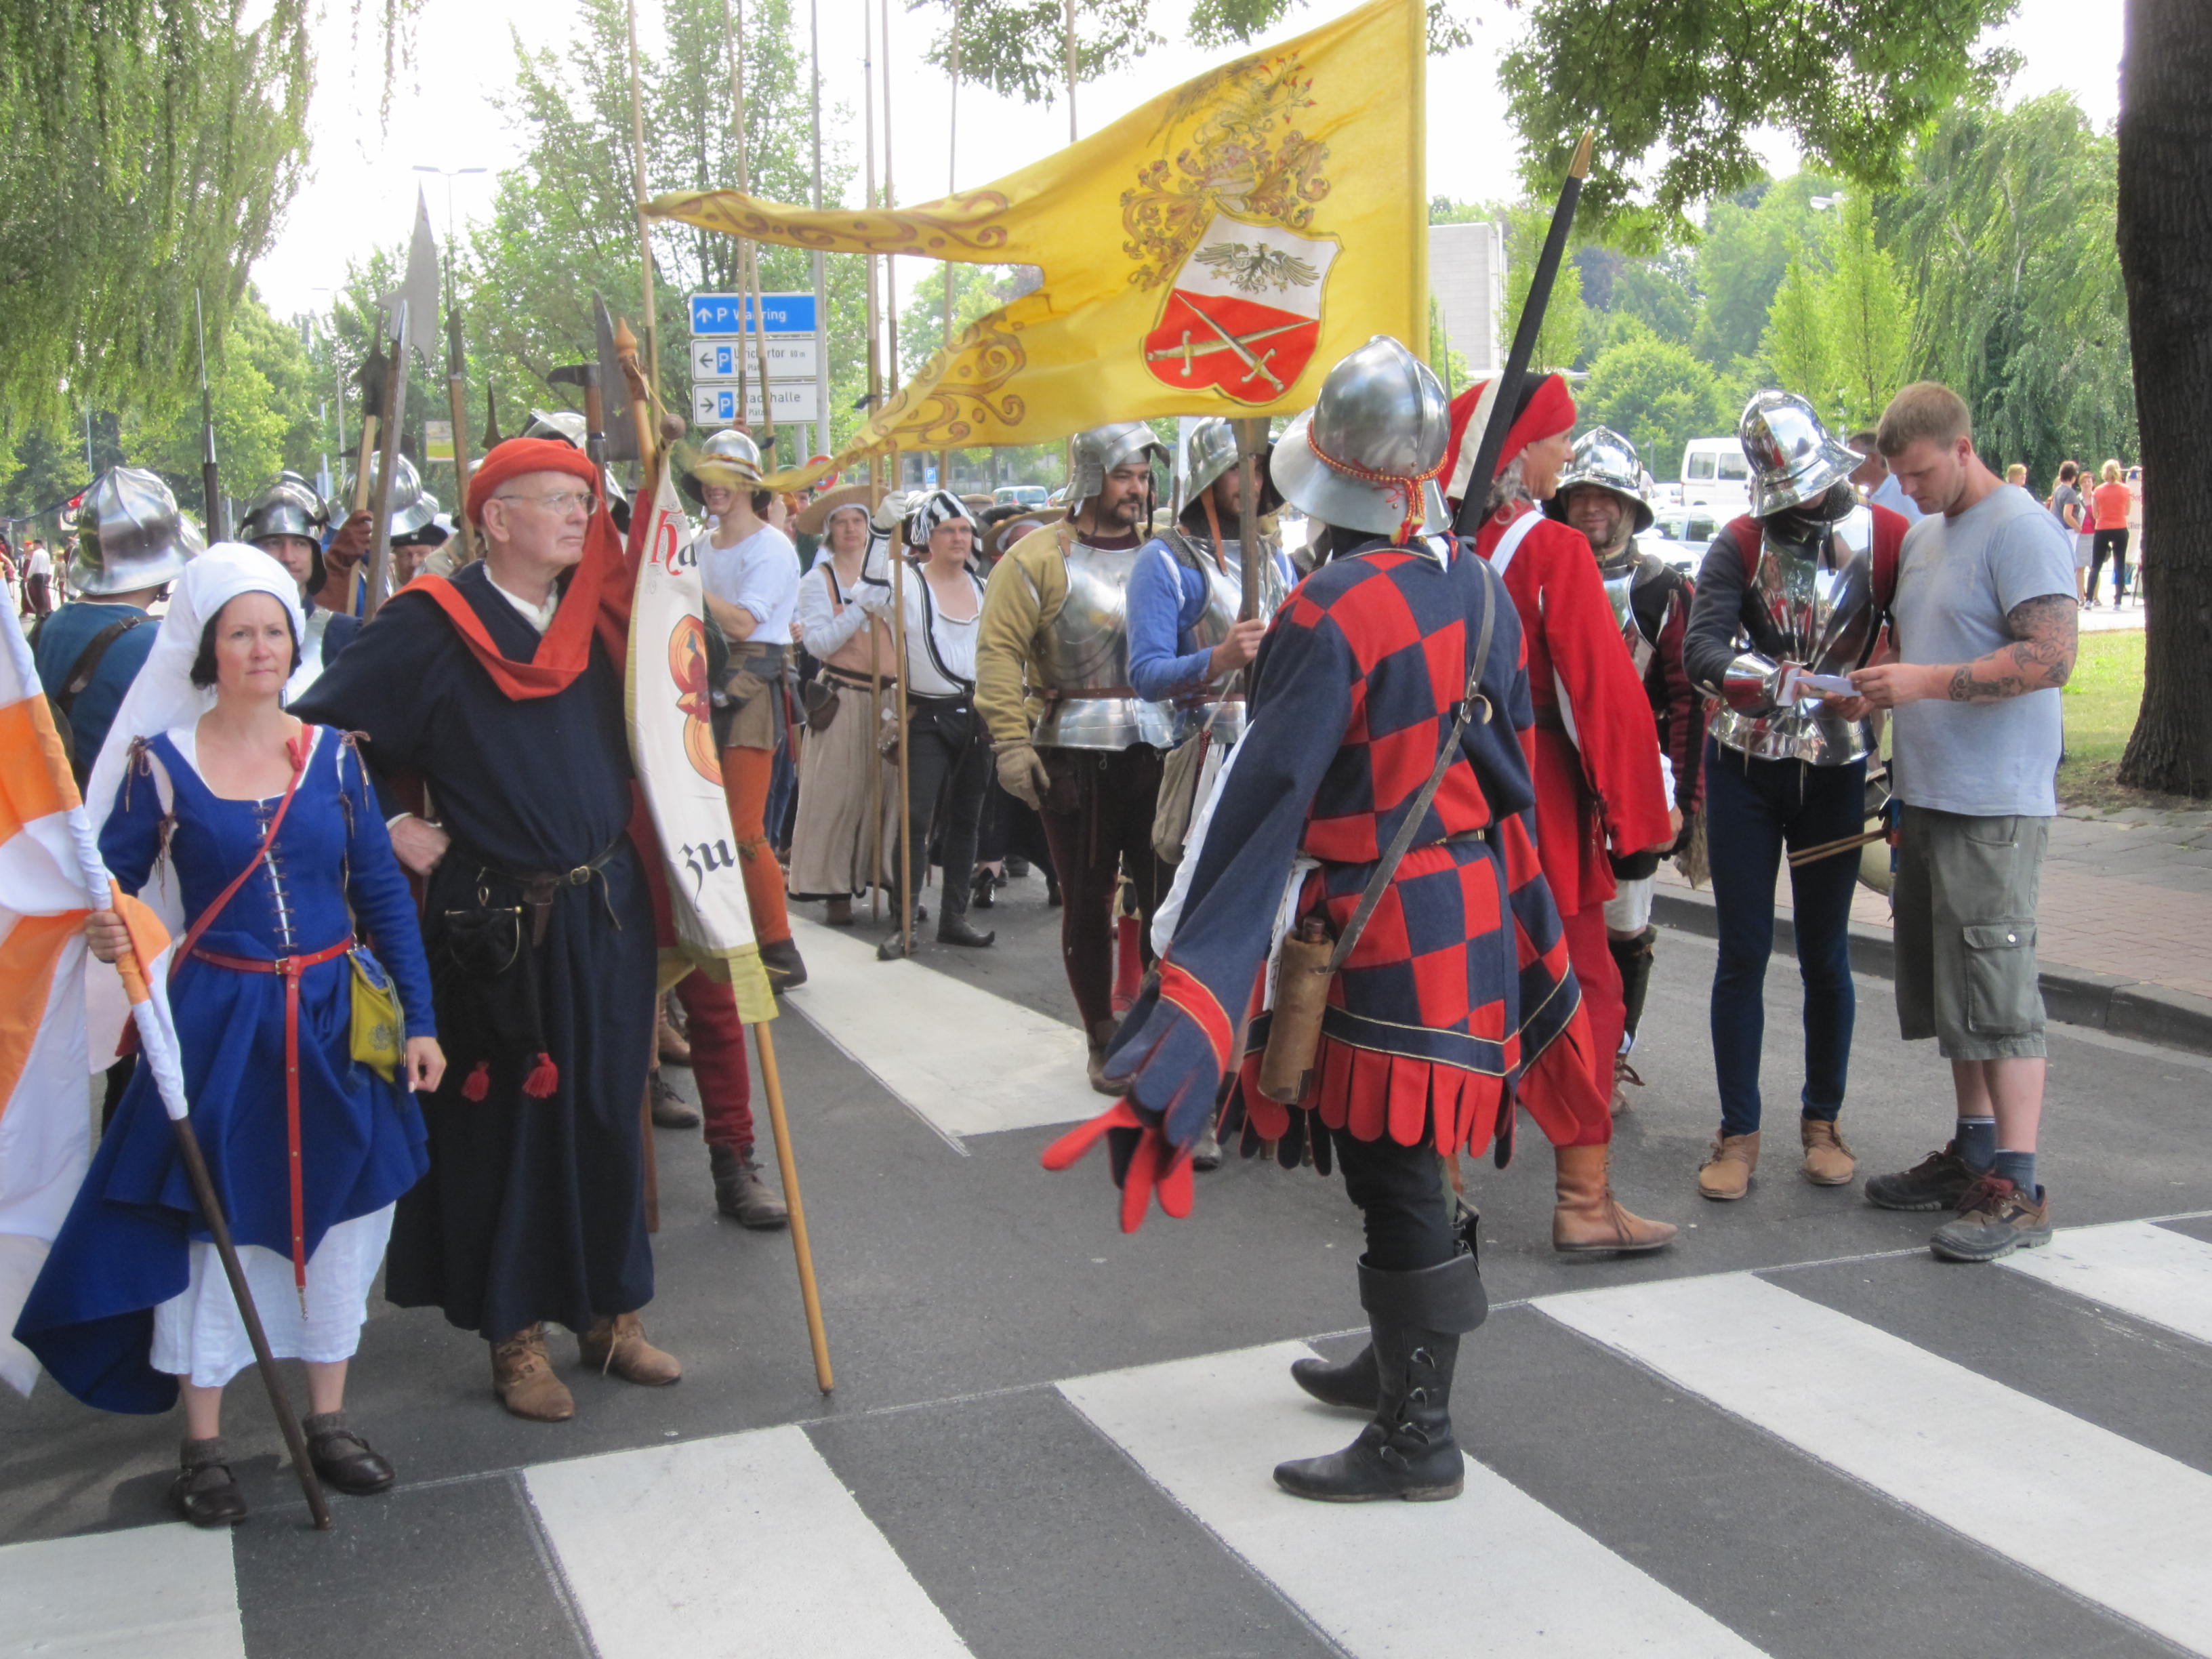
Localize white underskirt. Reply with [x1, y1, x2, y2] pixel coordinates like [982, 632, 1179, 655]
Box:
[150, 1206, 394, 1389]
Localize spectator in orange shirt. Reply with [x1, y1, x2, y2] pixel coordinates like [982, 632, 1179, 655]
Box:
[2089, 461, 2135, 607]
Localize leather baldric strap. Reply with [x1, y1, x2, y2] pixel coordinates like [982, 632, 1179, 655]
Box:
[56, 613, 149, 716]
[1324, 561, 1502, 977]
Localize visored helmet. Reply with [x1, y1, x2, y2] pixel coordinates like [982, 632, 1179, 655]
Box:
[70, 466, 203, 596]
[1740, 390, 1861, 518]
[1544, 426, 1654, 534]
[1269, 335, 1450, 539]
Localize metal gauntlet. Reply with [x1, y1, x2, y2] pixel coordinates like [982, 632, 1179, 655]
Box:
[1718, 651, 1793, 716]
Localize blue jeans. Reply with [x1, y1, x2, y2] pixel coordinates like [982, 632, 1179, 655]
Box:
[1704, 740, 1866, 1136]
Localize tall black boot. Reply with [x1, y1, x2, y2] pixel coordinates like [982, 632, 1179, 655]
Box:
[1291, 1203, 1480, 1412]
[1609, 926, 1657, 1043]
[1274, 1250, 1486, 1502]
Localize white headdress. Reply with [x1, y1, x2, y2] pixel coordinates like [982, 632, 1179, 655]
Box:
[82, 542, 309, 859]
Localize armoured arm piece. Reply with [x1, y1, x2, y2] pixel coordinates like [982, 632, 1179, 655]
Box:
[1718, 649, 1792, 716]
[973, 530, 1057, 746]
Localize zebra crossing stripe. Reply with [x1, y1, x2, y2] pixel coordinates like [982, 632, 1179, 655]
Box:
[0, 1521, 241, 1658]
[1540, 1271, 2212, 1656]
[523, 1423, 973, 1658]
[1996, 1218, 2212, 1344]
[781, 916, 1099, 1141]
[1059, 1340, 1772, 1659]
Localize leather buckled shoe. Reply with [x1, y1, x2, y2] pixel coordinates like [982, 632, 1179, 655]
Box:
[491, 1325, 575, 1421]
[304, 1412, 396, 1496]
[709, 1142, 790, 1229]
[578, 1312, 682, 1386]
[171, 1437, 249, 1528]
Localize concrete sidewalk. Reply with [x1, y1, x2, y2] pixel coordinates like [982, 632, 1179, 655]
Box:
[1653, 798, 2212, 1054]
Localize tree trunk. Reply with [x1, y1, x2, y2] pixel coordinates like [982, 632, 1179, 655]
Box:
[2116, 0, 2212, 797]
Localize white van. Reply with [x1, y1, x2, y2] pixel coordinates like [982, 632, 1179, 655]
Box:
[1679, 437, 1753, 512]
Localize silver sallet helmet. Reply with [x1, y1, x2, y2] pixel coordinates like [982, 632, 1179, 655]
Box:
[680, 426, 766, 508]
[1269, 335, 1450, 538]
[70, 466, 203, 596]
[526, 408, 633, 515]
[1067, 422, 1168, 504]
[1740, 390, 1861, 518]
[1546, 426, 1655, 535]
[1176, 417, 1240, 515]
[237, 472, 329, 548]
[332, 452, 441, 537]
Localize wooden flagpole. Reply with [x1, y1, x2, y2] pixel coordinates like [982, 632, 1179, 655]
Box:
[863, 0, 886, 922]
[626, 0, 659, 392]
[939, 0, 961, 491]
[750, 1021, 832, 1391]
[726, 0, 777, 445]
[882, 0, 910, 953]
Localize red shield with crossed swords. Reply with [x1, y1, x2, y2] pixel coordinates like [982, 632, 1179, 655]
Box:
[1143, 213, 1339, 405]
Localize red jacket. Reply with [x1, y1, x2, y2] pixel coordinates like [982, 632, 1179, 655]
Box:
[1475, 503, 1673, 914]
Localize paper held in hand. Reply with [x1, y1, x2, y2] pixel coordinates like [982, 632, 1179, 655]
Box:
[1784, 668, 1858, 701]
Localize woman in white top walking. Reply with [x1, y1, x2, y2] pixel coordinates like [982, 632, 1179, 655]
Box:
[857, 491, 996, 960]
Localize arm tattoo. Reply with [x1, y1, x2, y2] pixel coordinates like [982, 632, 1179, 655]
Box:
[1946, 594, 2078, 701]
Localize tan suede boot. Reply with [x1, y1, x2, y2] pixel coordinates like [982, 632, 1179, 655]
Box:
[1800, 1117, 1856, 1185]
[1552, 1143, 1679, 1253]
[491, 1326, 575, 1422]
[1697, 1131, 1761, 1201]
[577, 1312, 683, 1386]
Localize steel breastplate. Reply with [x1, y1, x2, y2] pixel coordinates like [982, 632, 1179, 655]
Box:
[1035, 537, 1172, 750]
[1710, 506, 1879, 764]
[1164, 534, 1290, 745]
[1599, 556, 1656, 676]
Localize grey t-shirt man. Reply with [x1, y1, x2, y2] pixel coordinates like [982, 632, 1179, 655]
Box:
[1889, 482, 2078, 817]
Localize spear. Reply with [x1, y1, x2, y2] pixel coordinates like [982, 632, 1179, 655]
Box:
[193, 290, 225, 540]
[1450, 131, 1594, 538]
[445, 302, 478, 564]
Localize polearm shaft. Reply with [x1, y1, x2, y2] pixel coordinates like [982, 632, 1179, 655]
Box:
[365, 299, 410, 620]
[194, 290, 225, 540]
[1450, 131, 1593, 539]
[626, 0, 659, 392]
[749, 1021, 832, 1391]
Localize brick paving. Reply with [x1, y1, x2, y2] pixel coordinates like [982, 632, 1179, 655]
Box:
[1656, 804, 2212, 1003]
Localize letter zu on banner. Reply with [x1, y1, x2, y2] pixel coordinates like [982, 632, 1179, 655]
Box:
[623, 470, 777, 1021]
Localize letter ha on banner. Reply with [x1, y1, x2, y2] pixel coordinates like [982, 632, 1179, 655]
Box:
[624, 470, 776, 1021]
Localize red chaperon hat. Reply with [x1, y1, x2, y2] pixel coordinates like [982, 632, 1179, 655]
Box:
[408, 436, 635, 701]
[1441, 373, 1577, 506]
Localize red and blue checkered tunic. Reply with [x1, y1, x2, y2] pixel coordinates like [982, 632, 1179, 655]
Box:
[1103, 535, 1608, 1160]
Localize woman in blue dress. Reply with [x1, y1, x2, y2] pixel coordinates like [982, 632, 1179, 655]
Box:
[14, 545, 444, 1528]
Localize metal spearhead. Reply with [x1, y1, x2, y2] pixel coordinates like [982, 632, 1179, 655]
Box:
[446, 299, 468, 382]
[484, 384, 503, 449]
[594, 293, 639, 464]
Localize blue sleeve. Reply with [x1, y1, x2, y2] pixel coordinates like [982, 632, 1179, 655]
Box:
[336, 736, 438, 1039]
[96, 750, 167, 897]
[1127, 543, 1217, 702]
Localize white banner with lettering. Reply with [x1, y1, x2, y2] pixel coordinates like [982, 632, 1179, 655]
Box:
[624, 468, 776, 1021]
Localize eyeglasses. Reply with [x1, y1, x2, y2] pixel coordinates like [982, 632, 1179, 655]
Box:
[494, 489, 598, 517]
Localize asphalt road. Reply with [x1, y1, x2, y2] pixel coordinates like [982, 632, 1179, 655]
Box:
[5, 865, 2210, 1659]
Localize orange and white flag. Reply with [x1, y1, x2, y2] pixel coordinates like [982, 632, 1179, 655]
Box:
[0, 605, 179, 1395]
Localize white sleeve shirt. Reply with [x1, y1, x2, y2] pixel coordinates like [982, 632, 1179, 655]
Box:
[698, 524, 800, 644]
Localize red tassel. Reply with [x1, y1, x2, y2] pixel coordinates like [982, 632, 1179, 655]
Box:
[460, 1060, 490, 1101]
[1111, 914, 1143, 1015]
[523, 1052, 559, 1098]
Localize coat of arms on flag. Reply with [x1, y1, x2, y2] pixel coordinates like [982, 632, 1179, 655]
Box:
[1143, 213, 1338, 401]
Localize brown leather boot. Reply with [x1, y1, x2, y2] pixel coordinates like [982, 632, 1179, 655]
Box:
[709, 1142, 790, 1229]
[577, 1312, 683, 1386]
[1698, 1131, 1761, 1201]
[491, 1326, 575, 1421]
[1086, 1019, 1124, 1097]
[655, 996, 691, 1066]
[1552, 1143, 1679, 1253]
[1800, 1117, 1856, 1185]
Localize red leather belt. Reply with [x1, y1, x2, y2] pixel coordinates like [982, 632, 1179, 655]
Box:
[192, 938, 354, 1299]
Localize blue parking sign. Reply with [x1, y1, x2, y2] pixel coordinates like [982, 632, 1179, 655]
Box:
[689, 291, 819, 336]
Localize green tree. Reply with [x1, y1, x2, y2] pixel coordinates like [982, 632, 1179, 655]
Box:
[1610, 255, 1701, 347]
[1578, 324, 1733, 480]
[1499, 205, 1586, 373]
[1759, 260, 1835, 412]
[1689, 175, 1839, 368]
[1885, 94, 2131, 487]
[1823, 196, 1913, 432]
[124, 291, 323, 506]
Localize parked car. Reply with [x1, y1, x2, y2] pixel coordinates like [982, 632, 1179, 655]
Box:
[993, 485, 1048, 508]
[1639, 506, 1725, 576]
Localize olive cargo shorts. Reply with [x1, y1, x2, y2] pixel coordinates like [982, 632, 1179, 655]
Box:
[1893, 805, 2051, 1061]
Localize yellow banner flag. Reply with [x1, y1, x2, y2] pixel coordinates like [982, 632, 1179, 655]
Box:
[647, 0, 1426, 488]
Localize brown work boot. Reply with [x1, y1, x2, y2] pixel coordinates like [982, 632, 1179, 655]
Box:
[1800, 1116, 1856, 1185]
[491, 1326, 575, 1421]
[577, 1312, 683, 1386]
[1086, 1019, 1124, 1097]
[1552, 1143, 1679, 1253]
[1610, 1057, 1643, 1117]
[656, 996, 691, 1066]
[1698, 1131, 1760, 1200]
[709, 1142, 790, 1229]
[824, 895, 855, 926]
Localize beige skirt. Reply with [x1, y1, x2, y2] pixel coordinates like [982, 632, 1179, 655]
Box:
[787, 679, 899, 899]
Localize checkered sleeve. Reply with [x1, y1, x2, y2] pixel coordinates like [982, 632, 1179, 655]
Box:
[1101, 601, 1357, 1151]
